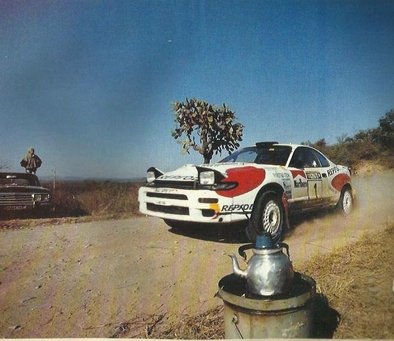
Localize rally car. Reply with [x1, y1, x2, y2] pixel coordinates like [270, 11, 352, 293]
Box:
[138, 142, 354, 241]
[0, 172, 52, 216]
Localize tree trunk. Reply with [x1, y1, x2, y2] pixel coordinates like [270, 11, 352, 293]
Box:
[201, 135, 211, 164]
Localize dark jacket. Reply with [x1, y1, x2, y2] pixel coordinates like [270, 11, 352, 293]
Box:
[20, 148, 42, 174]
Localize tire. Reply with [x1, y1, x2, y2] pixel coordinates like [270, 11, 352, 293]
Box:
[34, 207, 52, 218]
[337, 187, 353, 215]
[247, 192, 284, 243]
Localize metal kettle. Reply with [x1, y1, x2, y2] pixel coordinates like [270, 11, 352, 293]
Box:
[230, 233, 294, 296]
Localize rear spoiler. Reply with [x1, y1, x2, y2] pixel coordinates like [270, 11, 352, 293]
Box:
[256, 141, 278, 148]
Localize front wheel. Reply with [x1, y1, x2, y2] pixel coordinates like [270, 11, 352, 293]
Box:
[247, 193, 284, 243]
[337, 187, 353, 215]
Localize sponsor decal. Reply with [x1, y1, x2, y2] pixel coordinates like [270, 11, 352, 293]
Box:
[283, 181, 292, 198]
[291, 170, 307, 188]
[293, 177, 307, 188]
[327, 166, 340, 177]
[154, 188, 177, 193]
[273, 172, 290, 179]
[290, 170, 306, 179]
[209, 203, 220, 218]
[331, 173, 351, 191]
[158, 175, 196, 181]
[216, 167, 265, 198]
[222, 203, 254, 212]
[306, 172, 322, 180]
[273, 171, 292, 198]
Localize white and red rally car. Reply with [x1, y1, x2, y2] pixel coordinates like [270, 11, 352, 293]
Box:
[138, 142, 354, 241]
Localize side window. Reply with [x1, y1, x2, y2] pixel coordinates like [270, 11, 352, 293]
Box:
[289, 147, 319, 168]
[312, 150, 330, 168]
[289, 148, 304, 168]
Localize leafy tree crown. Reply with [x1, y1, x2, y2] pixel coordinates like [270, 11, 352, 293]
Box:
[171, 98, 244, 164]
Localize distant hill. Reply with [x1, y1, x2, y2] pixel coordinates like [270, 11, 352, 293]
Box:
[40, 176, 144, 183]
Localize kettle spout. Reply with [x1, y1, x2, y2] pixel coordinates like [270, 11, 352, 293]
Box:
[229, 254, 247, 278]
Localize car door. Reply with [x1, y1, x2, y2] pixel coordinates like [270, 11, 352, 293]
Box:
[311, 149, 332, 200]
[288, 147, 309, 205]
[288, 147, 324, 207]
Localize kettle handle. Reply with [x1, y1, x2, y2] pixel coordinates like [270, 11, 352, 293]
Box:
[238, 244, 253, 260]
[278, 242, 291, 259]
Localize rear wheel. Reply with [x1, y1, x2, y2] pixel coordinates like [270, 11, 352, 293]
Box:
[247, 192, 284, 243]
[337, 187, 353, 215]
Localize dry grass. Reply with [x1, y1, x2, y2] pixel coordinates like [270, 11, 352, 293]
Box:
[0, 180, 143, 229]
[114, 222, 394, 339]
[112, 306, 225, 339]
[49, 180, 142, 217]
[302, 221, 394, 339]
[150, 306, 225, 339]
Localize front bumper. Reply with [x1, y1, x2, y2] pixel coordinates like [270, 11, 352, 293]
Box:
[138, 186, 247, 223]
[0, 192, 52, 211]
[0, 202, 52, 211]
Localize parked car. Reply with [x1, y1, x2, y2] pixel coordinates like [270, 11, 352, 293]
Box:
[0, 172, 52, 216]
[138, 142, 354, 242]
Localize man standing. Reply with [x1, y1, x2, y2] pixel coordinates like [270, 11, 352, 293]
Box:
[20, 147, 42, 174]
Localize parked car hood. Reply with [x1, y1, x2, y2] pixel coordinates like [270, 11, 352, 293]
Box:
[0, 185, 50, 193]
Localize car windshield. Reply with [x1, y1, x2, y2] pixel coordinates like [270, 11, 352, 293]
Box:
[0, 175, 38, 187]
[220, 146, 292, 166]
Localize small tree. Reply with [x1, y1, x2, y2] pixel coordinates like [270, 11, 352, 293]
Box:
[171, 98, 244, 164]
[377, 109, 394, 149]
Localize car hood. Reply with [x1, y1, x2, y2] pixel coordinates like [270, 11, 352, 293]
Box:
[155, 162, 279, 182]
[0, 185, 50, 193]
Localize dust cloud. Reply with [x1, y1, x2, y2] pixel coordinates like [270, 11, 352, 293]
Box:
[285, 170, 393, 258]
[352, 170, 394, 220]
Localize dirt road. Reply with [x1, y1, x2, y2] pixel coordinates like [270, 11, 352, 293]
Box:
[0, 171, 393, 338]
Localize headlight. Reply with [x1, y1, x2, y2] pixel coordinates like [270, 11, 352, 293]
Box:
[146, 167, 163, 183]
[33, 193, 50, 202]
[147, 171, 156, 183]
[32, 194, 42, 201]
[199, 171, 215, 185]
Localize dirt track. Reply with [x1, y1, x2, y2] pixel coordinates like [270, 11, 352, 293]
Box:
[0, 171, 393, 338]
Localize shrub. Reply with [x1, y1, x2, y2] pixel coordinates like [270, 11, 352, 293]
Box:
[306, 110, 394, 170]
[42, 180, 142, 218]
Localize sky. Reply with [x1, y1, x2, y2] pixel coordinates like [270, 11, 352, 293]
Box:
[0, 0, 393, 179]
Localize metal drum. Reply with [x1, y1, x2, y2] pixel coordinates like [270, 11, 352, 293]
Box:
[217, 272, 316, 339]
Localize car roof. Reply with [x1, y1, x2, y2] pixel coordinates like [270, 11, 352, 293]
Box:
[254, 142, 304, 149]
[0, 172, 39, 180]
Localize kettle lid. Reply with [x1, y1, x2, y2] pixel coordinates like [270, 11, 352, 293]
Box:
[255, 232, 276, 249]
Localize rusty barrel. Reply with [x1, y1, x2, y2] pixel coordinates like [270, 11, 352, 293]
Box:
[217, 272, 316, 339]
